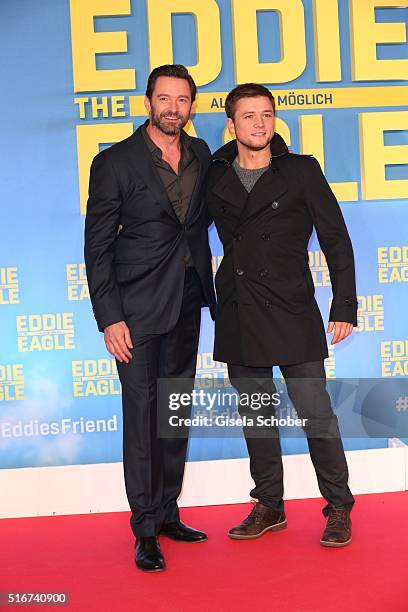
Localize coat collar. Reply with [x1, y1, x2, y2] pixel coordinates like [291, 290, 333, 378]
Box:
[210, 132, 289, 228]
[211, 131, 289, 165]
[125, 121, 206, 223]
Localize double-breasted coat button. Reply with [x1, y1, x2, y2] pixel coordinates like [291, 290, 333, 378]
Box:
[265, 300, 272, 308]
[261, 233, 271, 241]
[271, 201, 279, 210]
[236, 268, 244, 276]
[259, 269, 269, 278]
[220, 206, 226, 213]
[233, 234, 242, 242]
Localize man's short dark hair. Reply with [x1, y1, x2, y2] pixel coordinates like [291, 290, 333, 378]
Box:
[145, 64, 197, 102]
[225, 83, 276, 119]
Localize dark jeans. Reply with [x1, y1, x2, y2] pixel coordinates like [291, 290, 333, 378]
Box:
[227, 361, 355, 516]
[116, 268, 202, 537]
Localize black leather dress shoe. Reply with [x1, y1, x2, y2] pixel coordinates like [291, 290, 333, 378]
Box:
[160, 521, 208, 543]
[135, 536, 165, 572]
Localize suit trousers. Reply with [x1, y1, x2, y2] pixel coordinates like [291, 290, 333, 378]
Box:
[227, 360, 355, 516]
[116, 268, 202, 537]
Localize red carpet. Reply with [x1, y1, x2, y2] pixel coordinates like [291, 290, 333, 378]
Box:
[0, 492, 406, 612]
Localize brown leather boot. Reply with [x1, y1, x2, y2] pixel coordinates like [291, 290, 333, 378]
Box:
[228, 502, 287, 540]
[320, 508, 352, 547]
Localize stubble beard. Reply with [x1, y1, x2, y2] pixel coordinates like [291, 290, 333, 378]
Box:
[237, 132, 274, 153]
[150, 106, 190, 136]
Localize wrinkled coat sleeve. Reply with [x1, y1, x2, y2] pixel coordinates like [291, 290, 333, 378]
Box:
[303, 157, 358, 325]
[84, 151, 125, 332]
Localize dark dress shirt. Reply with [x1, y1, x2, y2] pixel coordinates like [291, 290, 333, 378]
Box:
[142, 123, 199, 267]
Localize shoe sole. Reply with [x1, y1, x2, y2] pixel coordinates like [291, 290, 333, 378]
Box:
[160, 534, 208, 543]
[320, 537, 352, 548]
[136, 563, 166, 572]
[228, 520, 287, 540]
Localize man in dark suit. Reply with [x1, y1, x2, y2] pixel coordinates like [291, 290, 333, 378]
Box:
[206, 83, 357, 547]
[85, 65, 216, 572]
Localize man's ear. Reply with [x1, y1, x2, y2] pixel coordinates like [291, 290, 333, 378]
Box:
[227, 117, 235, 136]
[144, 96, 151, 114]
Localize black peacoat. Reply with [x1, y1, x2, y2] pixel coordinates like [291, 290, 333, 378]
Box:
[206, 133, 358, 367]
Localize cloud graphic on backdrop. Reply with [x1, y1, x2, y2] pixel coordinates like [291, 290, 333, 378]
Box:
[0, 363, 83, 468]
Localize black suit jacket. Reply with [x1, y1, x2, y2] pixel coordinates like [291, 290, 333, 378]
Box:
[206, 133, 357, 367]
[85, 125, 216, 333]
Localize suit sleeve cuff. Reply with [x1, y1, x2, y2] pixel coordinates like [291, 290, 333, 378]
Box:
[329, 300, 358, 326]
[93, 309, 125, 333]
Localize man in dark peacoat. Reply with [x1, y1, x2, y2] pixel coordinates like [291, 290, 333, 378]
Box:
[85, 65, 216, 572]
[206, 83, 357, 547]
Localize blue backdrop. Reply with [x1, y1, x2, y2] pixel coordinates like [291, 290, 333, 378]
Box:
[0, 0, 407, 469]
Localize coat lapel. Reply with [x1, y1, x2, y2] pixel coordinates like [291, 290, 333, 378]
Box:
[126, 126, 210, 224]
[236, 166, 288, 228]
[211, 164, 249, 212]
[185, 137, 207, 222]
[125, 126, 179, 222]
[210, 132, 290, 225]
